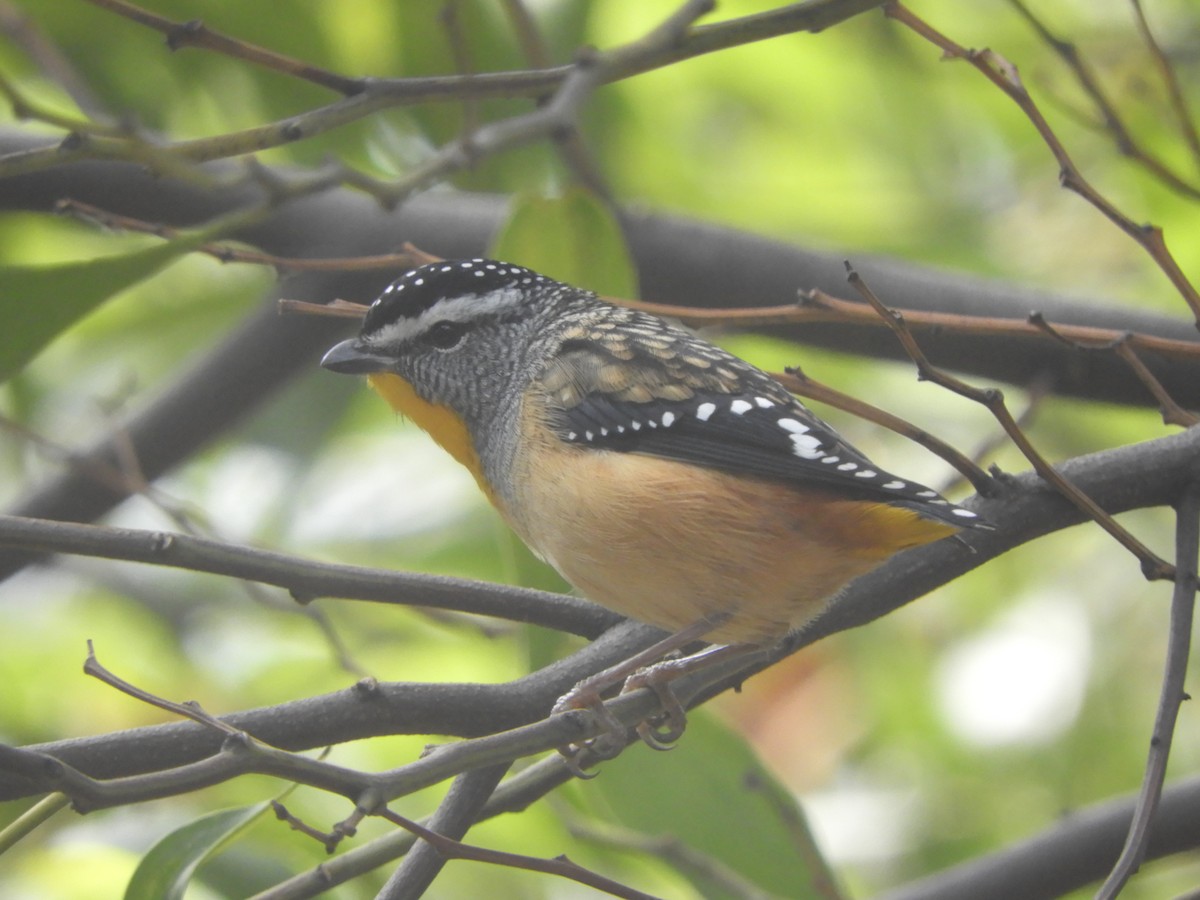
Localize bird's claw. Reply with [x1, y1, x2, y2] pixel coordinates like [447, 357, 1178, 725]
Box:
[628, 669, 688, 750]
[553, 685, 628, 776]
[552, 666, 691, 773]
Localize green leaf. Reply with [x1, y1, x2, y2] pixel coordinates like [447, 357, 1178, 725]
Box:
[123, 802, 272, 900]
[0, 234, 207, 381]
[489, 188, 638, 298]
[579, 710, 841, 899]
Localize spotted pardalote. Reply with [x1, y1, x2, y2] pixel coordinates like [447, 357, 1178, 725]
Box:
[321, 259, 988, 654]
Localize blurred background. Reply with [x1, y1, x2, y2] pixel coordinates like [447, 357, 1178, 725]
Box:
[0, 1, 1198, 897]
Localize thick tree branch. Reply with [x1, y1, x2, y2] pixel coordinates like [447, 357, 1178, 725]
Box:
[376, 764, 510, 900]
[0, 515, 618, 639]
[879, 774, 1200, 900]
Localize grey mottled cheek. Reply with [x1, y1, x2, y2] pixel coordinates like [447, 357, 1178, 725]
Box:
[470, 389, 527, 509]
[457, 349, 548, 511]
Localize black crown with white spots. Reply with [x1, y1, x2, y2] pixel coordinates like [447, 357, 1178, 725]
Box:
[363, 259, 554, 335]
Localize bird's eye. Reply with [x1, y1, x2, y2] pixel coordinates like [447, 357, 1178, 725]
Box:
[426, 320, 468, 350]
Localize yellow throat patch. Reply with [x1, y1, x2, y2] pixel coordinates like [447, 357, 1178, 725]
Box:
[366, 372, 496, 503]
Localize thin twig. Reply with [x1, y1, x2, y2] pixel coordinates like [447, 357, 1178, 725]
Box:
[1111, 341, 1199, 427]
[498, 0, 613, 199]
[637, 290, 1200, 366]
[360, 0, 718, 210]
[1097, 480, 1200, 898]
[256, 756, 575, 898]
[55, 200, 440, 273]
[378, 803, 662, 900]
[501, 0, 551, 68]
[566, 812, 787, 900]
[0, 792, 71, 854]
[440, 1, 481, 144]
[0, 1, 106, 115]
[943, 375, 1049, 497]
[844, 263, 1175, 581]
[277, 298, 369, 318]
[16, 634, 747, 815]
[774, 367, 997, 496]
[1005, 0, 1200, 201]
[271, 800, 343, 854]
[278, 282, 1200, 400]
[1129, 0, 1200, 170]
[84, 640, 241, 735]
[377, 765, 513, 900]
[80, 0, 364, 95]
[1027, 313, 1199, 427]
[888, 2, 1200, 328]
[0, 412, 177, 502]
[59, 653, 386, 812]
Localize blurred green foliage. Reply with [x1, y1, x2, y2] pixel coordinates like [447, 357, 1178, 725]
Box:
[1, 0, 1198, 897]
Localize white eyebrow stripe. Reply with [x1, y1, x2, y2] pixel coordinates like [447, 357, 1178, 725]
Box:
[364, 288, 525, 346]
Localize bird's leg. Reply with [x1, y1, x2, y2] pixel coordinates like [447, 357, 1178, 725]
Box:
[553, 617, 723, 714]
[553, 616, 730, 767]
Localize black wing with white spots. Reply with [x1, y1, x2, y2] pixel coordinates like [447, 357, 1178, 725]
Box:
[538, 313, 986, 529]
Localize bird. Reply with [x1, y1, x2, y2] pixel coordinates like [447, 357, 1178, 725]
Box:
[321, 258, 989, 752]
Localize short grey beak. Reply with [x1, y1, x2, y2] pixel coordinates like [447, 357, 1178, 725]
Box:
[320, 339, 394, 374]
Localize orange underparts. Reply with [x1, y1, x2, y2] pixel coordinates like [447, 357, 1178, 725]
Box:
[837, 500, 959, 556]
